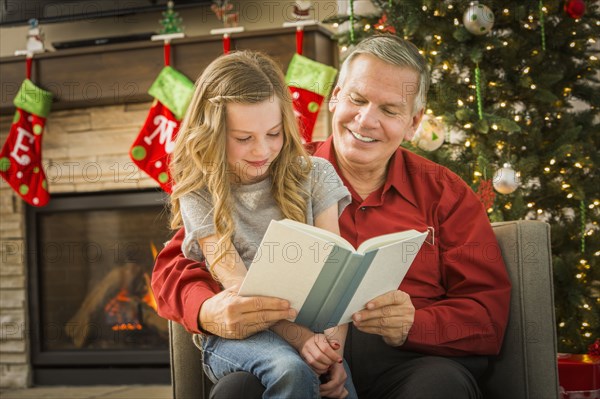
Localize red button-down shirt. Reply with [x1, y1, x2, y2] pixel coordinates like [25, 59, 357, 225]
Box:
[152, 136, 511, 356]
[311, 137, 510, 355]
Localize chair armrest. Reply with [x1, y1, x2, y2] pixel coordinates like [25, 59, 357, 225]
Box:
[480, 220, 559, 398]
[169, 320, 212, 399]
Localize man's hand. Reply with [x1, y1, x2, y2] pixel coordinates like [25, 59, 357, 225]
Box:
[352, 290, 415, 347]
[319, 361, 349, 398]
[199, 285, 296, 339]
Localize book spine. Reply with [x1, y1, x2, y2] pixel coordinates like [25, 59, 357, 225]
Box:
[309, 252, 364, 332]
[294, 247, 352, 332]
[327, 250, 378, 326]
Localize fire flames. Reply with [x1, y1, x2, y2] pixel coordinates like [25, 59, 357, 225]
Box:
[104, 242, 160, 332]
[66, 241, 168, 347]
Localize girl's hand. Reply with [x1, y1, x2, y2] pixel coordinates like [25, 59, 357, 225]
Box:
[319, 361, 349, 398]
[299, 333, 343, 375]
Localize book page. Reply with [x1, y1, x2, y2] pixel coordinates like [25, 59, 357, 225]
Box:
[338, 232, 428, 323]
[357, 229, 423, 254]
[239, 220, 340, 315]
[280, 219, 355, 251]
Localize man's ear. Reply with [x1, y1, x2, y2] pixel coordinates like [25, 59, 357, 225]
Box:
[329, 86, 341, 113]
[405, 108, 425, 141]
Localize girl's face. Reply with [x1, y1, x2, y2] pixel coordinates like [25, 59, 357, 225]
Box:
[225, 99, 284, 184]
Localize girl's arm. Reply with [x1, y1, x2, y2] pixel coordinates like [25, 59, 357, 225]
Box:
[272, 204, 349, 374]
[270, 320, 342, 374]
[315, 205, 348, 356]
[198, 235, 247, 289]
[324, 323, 347, 357]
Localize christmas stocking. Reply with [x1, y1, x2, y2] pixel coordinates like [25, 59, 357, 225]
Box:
[285, 54, 337, 143]
[130, 66, 194, 193]
[0, 79, 53, 206]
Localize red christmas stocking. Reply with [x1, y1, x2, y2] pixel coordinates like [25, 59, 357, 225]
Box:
[0, 79, 53, 206]
[285, 54, 337, 142]
[130, 66, 194, 193]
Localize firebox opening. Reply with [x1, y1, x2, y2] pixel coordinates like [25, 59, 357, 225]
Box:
[26, 189, 172, 385]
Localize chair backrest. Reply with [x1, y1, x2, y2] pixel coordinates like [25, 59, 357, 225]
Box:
[168, 220, 560, 399]
[480, 221, 559, 398]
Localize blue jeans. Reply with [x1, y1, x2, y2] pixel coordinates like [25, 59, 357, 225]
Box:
[198, 330, 358, 399]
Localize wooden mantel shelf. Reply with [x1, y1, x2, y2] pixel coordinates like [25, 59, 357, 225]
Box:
[0, 25, 338, 114]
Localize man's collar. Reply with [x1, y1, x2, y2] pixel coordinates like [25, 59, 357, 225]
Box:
[310, 135, 334, 159]
[311, 136, 418, 208]
[384, 148, 418, 208]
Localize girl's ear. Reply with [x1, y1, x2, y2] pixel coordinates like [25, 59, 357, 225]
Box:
[329, 86, 341, 113]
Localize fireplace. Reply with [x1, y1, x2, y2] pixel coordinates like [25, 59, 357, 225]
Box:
[26, 190, 172, 385]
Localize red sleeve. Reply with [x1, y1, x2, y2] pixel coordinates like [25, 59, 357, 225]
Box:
[401, 184, 511, 356]
[151, 228, 221, 334]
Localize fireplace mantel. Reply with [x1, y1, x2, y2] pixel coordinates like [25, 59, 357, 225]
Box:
[0, 25, 338, 114]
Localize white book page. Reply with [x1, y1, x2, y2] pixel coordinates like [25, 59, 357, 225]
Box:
[357, 230, 422, 253]
[238, 220, 337, 316]
[280, 219, 355, 251]
[338, 232, 427, 323]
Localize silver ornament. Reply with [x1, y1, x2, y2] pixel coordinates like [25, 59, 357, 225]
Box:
[463, 1, 495, 36]
[493, 163, 519, 194]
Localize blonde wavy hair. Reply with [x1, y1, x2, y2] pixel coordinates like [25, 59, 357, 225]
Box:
[169, 51, 311, 266]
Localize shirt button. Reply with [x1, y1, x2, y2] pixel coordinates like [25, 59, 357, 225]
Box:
[360, 206, 367, 211]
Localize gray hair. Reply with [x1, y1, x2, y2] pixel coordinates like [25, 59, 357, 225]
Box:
[338, 35, 430, 115]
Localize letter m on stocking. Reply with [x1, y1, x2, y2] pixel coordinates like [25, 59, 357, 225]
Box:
[130, 66, 194, 193]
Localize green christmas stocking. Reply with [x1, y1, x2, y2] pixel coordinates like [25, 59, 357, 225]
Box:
[285, 54, 337, 142]
[130, 66, 194, 193]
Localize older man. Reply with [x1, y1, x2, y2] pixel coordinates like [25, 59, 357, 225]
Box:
[152, 35, 511, 398]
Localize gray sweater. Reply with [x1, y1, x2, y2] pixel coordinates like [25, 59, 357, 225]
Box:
[180, 156, 351, 269]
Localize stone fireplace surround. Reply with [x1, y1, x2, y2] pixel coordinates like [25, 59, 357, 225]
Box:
[0, 26, 336, 388]
[1, 102, 170, 387]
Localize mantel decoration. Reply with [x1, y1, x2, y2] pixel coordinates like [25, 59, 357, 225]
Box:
[129, 4, 194, 193]
[292, 1, 313, 20]
[0, 19, 53, 207]
[284, 20, 337, 142]
[210, 0, 244, 53]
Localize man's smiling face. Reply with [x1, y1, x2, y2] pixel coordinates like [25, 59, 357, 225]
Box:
[329, 54, 424, 172]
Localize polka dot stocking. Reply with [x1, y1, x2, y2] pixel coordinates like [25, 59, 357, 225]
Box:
[129, 100, 180, 193]
[0, 108, 49, 206]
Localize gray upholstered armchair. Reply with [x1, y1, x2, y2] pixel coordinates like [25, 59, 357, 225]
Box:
[168, 220, 560, 398]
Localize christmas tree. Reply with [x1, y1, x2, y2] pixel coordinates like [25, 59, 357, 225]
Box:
[325, 0, 599, 353]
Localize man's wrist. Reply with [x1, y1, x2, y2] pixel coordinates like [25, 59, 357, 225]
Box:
[197, 296, 215, 335]
[182, 286, 216, 334]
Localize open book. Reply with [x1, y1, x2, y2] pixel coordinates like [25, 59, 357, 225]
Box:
[238, 219, 428, 333]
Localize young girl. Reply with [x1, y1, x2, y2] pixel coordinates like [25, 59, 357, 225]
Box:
[169, 51, 357, 398]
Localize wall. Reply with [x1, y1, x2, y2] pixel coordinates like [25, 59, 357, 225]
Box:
[0, 103, 153, 388]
